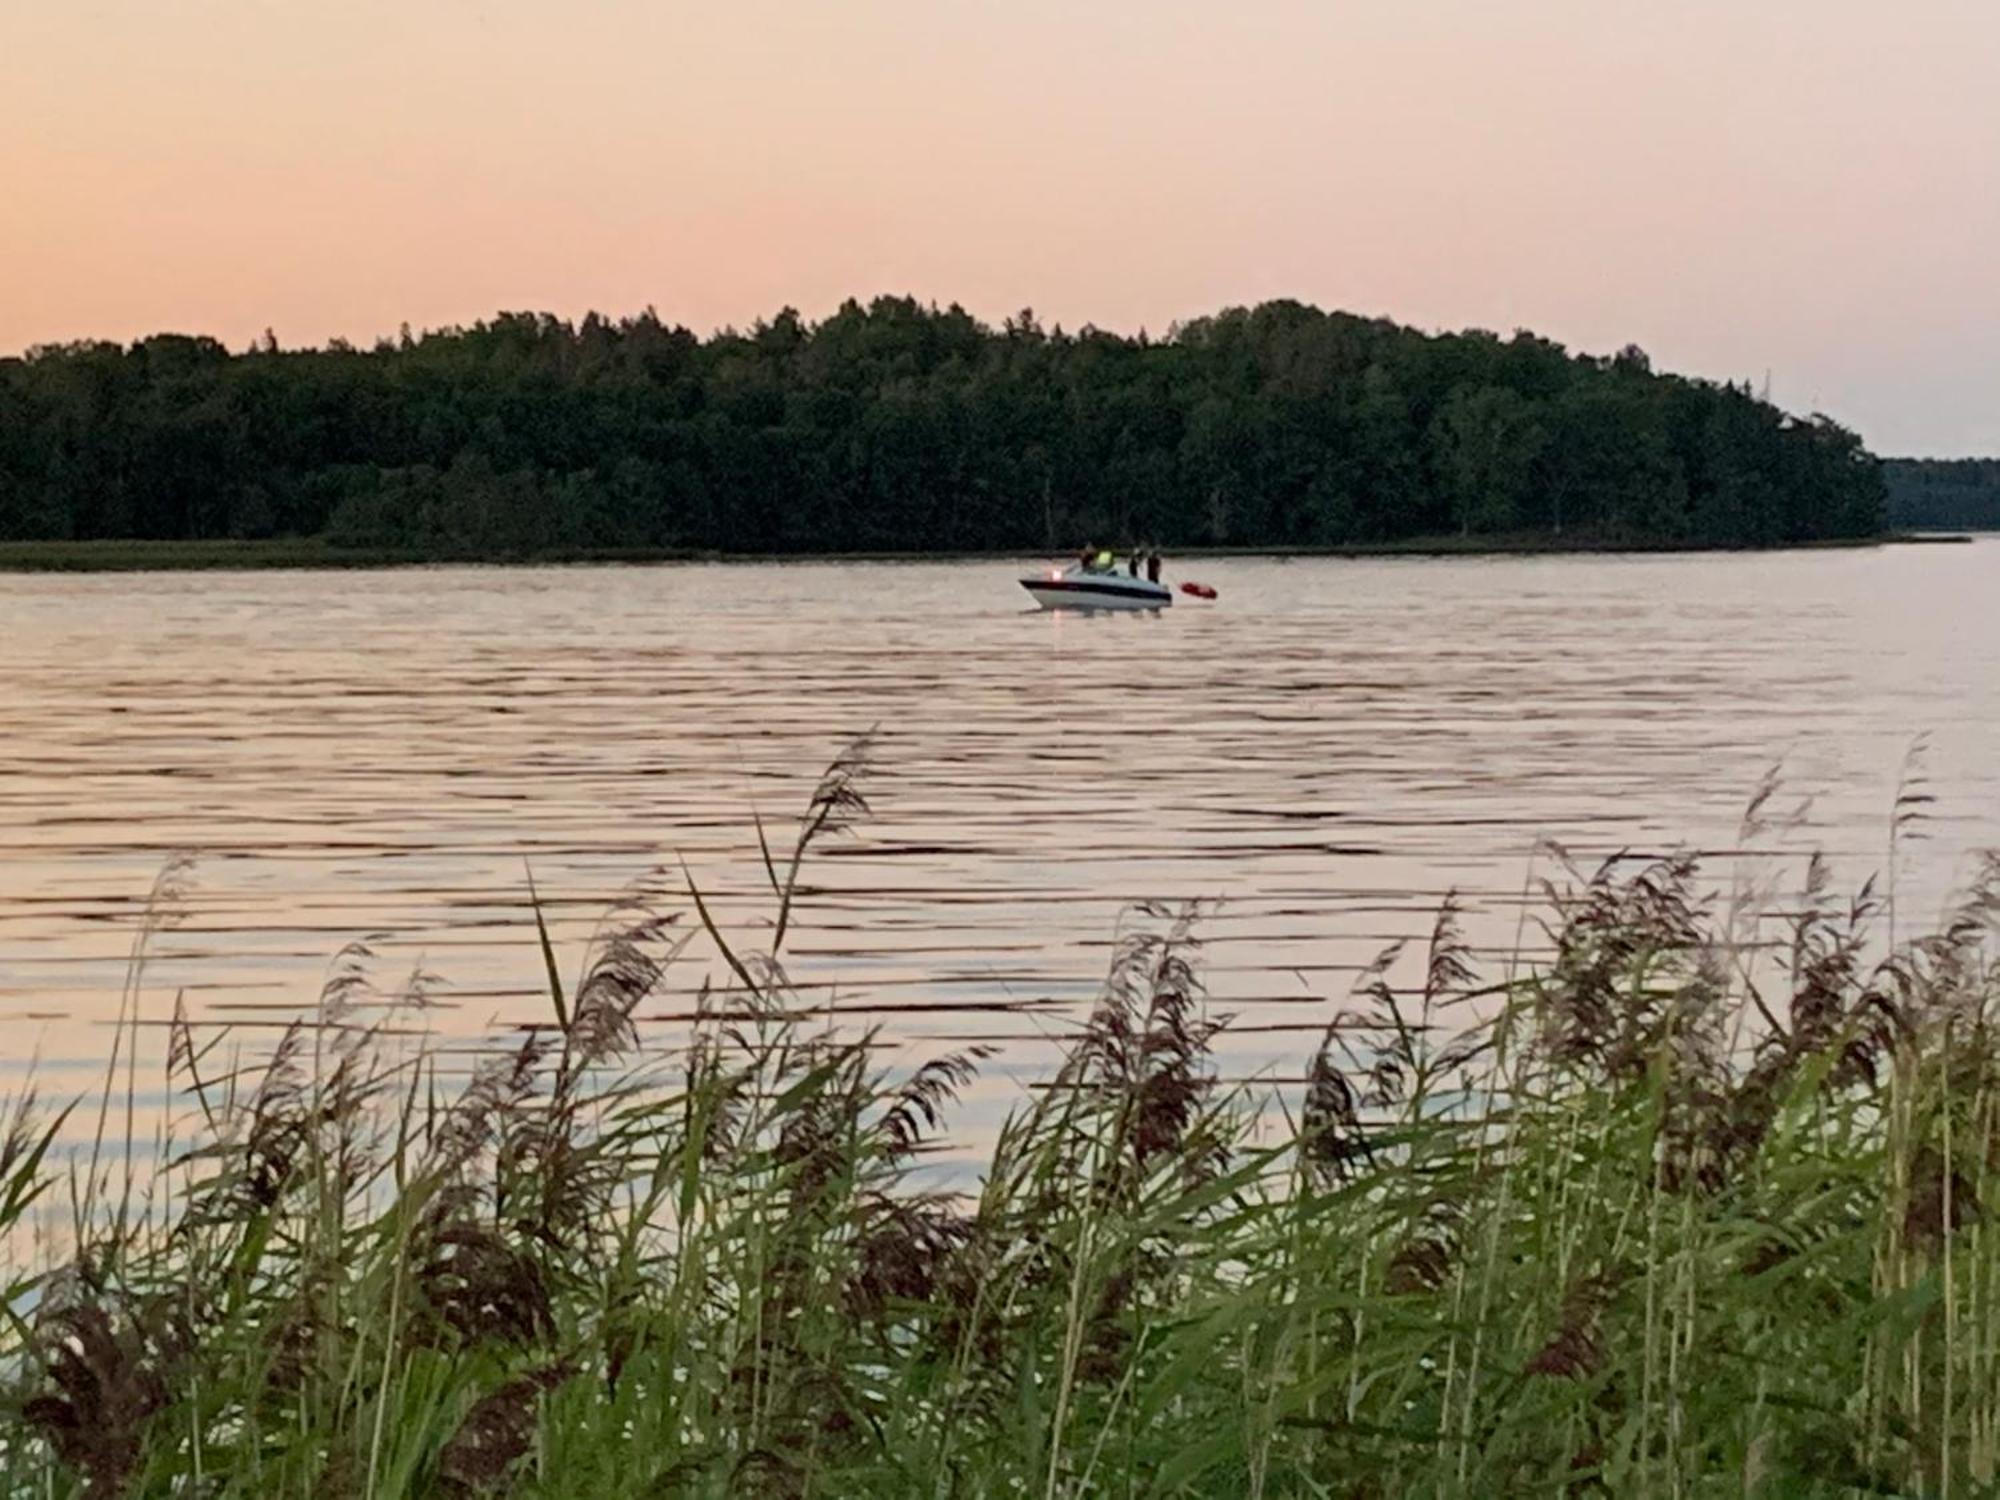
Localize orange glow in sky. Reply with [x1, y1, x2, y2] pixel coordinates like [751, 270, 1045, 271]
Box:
[3, 0, 1996, 454]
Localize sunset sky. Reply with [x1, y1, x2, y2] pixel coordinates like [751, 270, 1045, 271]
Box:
[3, 0, 1995, 456]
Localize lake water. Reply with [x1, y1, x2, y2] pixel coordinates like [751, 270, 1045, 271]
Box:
[3, 544, 1998, 1146]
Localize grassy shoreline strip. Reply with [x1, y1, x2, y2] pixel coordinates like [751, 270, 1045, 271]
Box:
[0, 530, 1965, 573]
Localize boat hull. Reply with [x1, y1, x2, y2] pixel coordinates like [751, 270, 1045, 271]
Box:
[1021, 576, 1172, 611]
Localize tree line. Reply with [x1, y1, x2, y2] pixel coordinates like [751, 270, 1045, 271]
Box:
[0, 298, 1885, 556]
[1883, 458, 2000, 531]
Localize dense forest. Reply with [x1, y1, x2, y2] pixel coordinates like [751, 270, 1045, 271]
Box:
[0, 299, 1884, 555]
[1883, 457, 2000, 530]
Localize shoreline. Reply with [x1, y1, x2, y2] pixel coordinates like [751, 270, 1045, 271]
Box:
[0, 530, 1973, 574]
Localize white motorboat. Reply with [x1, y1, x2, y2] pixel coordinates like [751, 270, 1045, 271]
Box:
[1020, 562, 1173, 611]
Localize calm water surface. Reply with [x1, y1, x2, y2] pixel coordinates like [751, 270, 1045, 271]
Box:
[3, 545, 1997, 1141]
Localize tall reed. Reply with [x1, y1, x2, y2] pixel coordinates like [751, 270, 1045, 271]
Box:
[4, 743, 1999, 1496]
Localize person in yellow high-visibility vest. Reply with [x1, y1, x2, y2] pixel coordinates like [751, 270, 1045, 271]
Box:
[1094, 547, 1116, 571]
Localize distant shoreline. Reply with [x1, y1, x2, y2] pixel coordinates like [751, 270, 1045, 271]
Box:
[0, 531, 1972, 574]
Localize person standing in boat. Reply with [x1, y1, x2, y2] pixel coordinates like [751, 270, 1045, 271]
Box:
[1078, 543, 1096, 573]
[1146, 548, 1162, 584]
